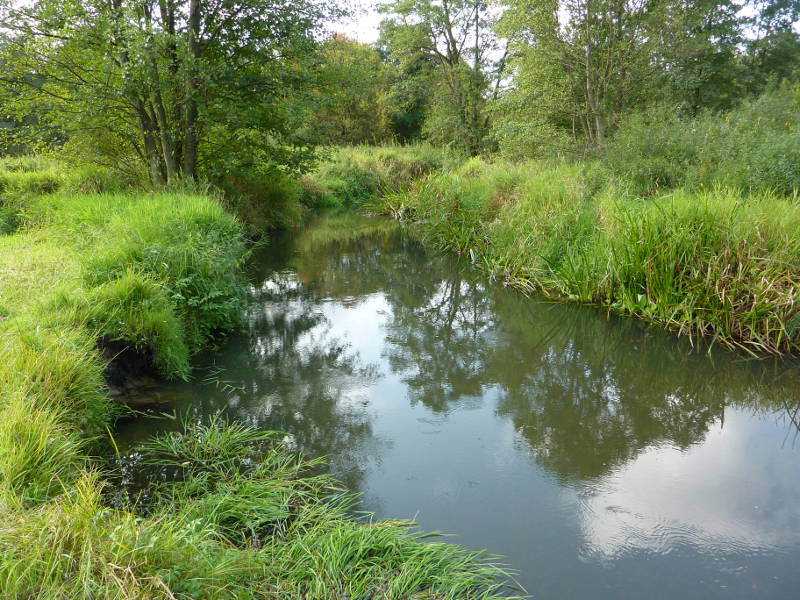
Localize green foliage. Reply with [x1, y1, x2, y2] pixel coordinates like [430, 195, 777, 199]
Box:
[0, 156, 143, 234]
[47, 272, 191, 380]
[307, 35, 393, 145]
[218, 166, 307, 233]
[377, 159, 800, 355]
[0, 328, 111, 437]
[493, 0, 800, 155]
[0, 0, 336, 183]
[379, 0, 503, 154]
[0, 392, 84, 507]
[0, 165, 250, 438]
[23, 191, 249, 352]
[301, 144, 456, 208]
[0, 175, 254, 515]
[602, 85, 800, 195]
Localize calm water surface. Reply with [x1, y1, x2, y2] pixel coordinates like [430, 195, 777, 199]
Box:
[117, 215, 800, 599]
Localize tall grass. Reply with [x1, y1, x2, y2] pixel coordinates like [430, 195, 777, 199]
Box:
[378, 159, 800, 355]
[0, 417, 519, 599]
[601, 85, 800, 196]
[301, 144, 459, 209]
[0, 166, 251, 504]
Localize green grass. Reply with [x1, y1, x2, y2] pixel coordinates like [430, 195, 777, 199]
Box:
[300, 144, 459, 209]
[0, 417, 519, 599]
[0, 159, 518, 599]
[0, 185, 250, 508]
[375, 158, 800, 356]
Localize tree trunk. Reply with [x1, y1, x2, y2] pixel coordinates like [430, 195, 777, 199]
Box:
[183, 0, 201, 178]
[134, 101, 165, 185]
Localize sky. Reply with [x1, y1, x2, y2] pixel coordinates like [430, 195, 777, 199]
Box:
[334, 0, 385, 44]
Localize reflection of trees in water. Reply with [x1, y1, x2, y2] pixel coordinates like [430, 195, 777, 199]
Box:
[182, 266, 384, 492]
[289, 220, 800, 483]
[287, 216, 416, 302]
[385, 276, 496, 412]
[181, 215, 799, 491]
[489, 298, 729, 482]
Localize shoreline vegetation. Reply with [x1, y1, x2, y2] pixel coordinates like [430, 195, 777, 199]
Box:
[371, 160, 800, 357]
[298, 89, 800, 358]
[3, 96, 800, 591]
[0, 157, 519, 599]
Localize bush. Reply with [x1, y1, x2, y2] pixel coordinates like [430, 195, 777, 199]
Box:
[602, 85, 800, 196]
[301, 145, 456, 209]
[218, 166, 307, 233]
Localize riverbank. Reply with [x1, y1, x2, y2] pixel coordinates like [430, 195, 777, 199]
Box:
[370, 158, 800, 356]
[0, 158, 516, 598]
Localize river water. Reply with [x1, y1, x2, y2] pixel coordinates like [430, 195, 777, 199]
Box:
[116, 215, 800, 599]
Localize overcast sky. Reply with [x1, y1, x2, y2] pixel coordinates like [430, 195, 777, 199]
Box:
[334, 0, 385, 44]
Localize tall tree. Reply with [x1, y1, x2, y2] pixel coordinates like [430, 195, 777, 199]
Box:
[497, 0, 663, 151]
[0, 0, 334, 183]
[744, 0, 800, 91]
[656, 0, 745, 113]
[379, 0, 505, 154]
[309, 35, 392, 145]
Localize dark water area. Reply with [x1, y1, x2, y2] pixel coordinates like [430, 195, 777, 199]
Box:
[116, 214, 800, 599]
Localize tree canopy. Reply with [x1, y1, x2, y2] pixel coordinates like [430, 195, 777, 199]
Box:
[1, 0, 799, 168]
[0, 0, 337, 182]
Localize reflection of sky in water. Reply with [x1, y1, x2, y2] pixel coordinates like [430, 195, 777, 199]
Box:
[291, 272, 800, 584]
[573, 410, 800, 562]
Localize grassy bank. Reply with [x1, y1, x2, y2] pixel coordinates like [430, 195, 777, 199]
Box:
[372, 158, 800, 356]
[0, 157, 516, 599]
[300, 144, 458, 209]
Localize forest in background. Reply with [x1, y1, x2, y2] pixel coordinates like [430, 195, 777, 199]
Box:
[1, 0, 799, 191]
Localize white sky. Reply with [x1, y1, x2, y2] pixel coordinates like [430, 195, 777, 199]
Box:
[333, 0, 385, 44]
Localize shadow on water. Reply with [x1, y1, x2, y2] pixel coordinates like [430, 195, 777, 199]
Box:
[115, 213, 800, 599]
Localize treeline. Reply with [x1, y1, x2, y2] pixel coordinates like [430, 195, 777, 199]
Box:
[2, 0, 799, 189]
[314, 0, 800, 160]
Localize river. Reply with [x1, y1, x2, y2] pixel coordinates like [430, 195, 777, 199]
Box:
[116, 214, 800, 599]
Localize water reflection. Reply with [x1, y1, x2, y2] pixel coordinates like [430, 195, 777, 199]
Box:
[575, 415, 800, 562]
[117, 214, 800, 599]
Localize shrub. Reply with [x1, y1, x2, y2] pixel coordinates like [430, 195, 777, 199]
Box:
[219, 166, 307, 233]
[603, 85, 800, 196]
[301, 145, 456, 209]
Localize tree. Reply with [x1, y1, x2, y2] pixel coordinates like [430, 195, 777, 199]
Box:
[0, 0, 334, 183]
[308, 35, 392, 145]
[377, 24, 438, 142]
[656, 0, 745, 114]
[379, 0, 505, 154]
[744, 0, 800, 92]
[496, 0, 664, 153]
